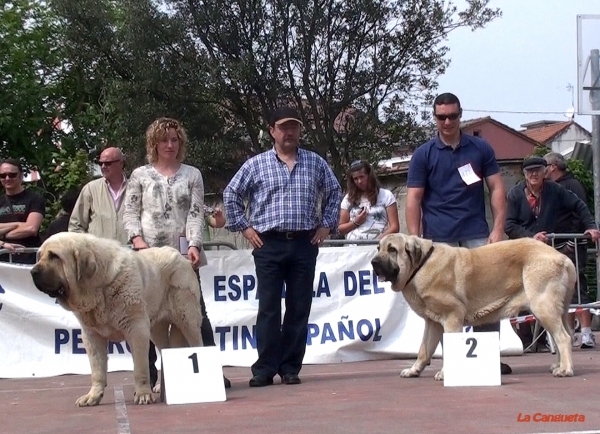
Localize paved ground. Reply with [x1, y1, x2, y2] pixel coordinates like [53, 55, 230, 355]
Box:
[1, 348, 600, 434]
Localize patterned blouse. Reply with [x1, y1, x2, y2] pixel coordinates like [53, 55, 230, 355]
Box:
[122, 164, 204, 249]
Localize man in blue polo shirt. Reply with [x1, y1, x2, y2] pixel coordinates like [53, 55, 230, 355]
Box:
[406, 92, 510, 375]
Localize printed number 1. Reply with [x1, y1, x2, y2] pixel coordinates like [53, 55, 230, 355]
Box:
[188, 353, 199, 373]
[466, 337, 478, 358]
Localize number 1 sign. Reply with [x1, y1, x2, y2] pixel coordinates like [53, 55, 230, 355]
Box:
[443, 332, 501, 387]
[161, 346, 227, 404]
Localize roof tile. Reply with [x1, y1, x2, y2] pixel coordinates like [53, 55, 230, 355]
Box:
[521, 121, 572, 145]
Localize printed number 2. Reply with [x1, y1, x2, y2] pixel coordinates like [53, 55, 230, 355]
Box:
[465, 337, 478, 358]
[188, 353, 199, 373]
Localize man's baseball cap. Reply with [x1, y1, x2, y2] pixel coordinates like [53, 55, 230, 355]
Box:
[269, 107, 303, 127]
[522, 156, 548, 170]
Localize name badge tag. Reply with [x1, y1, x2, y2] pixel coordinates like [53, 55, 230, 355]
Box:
[458, 163, 481, 185]
[179, 236, 189, 255]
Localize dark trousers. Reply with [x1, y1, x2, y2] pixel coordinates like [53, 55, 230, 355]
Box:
[562, 242, 591, 304]
[251, 233, 318, 378]
[148, 276, 216, 387]
[473, 322, 500, 333]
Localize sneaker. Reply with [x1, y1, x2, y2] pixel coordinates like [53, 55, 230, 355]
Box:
[500, 362, 512, 375]
[581, 332, 596, 349]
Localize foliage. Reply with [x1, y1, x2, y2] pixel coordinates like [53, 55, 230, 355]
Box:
[47, 0, 501, 184]
[0, 0, 64, 168]
[531, 145, 551, 158]
[174, 0, 500, 179]
[0, 0, 113, 182]
[567, 158, 594, 211]
[37, 149, 92, 231]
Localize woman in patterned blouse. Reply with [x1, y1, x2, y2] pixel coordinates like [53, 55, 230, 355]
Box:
[123, 117, 231, 389]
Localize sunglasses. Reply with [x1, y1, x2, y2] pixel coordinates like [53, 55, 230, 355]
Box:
[0, 172, 19, 180]
[96, 160, 121, 167]
[350, 160, 365, 170]
[434, 112, 461, 121]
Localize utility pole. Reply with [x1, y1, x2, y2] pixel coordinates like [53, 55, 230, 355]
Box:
[591, 49, 600, 301]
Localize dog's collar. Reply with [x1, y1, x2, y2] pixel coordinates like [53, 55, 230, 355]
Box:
[405, 245, 435, 286]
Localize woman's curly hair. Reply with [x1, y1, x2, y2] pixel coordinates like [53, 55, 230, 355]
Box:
[145, 117, 188, 164]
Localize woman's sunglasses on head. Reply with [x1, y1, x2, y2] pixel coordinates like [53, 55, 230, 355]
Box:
[350, 160, 365, 170]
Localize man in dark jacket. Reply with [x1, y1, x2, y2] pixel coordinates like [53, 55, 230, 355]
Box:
[505, 157, 599, 242]
[505, 156, 600, 350]
[544, 152, 595, 348]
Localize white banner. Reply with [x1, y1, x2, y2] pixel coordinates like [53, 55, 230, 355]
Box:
[0, 246, 523, 378]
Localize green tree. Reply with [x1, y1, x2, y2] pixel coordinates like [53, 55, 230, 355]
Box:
[49, 0, 235, 190]
[0, 0, 64, 168]
[178, 0, 501, 178]
[0, 0, 113, 173]
[566, 158, 594, 211]
[50, 0, 501, 184]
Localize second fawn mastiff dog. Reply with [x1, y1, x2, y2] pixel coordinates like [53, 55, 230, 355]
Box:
[371, 233, 576, 380]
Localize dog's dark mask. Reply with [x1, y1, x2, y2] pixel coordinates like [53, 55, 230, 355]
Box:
[371, 244, 400, 282]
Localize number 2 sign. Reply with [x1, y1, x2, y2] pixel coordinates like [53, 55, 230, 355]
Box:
[443, 332, 501, 387]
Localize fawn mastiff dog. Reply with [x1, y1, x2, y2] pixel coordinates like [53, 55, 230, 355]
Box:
[30, 232, 203, 406]
[371, 233, 576, 380]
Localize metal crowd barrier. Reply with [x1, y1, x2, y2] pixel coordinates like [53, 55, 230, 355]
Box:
[0, 247, 40, 264]
[515, 233, 600, 354]
[324, 234, 599, 355]
[322, 239, 379, 247]
[203, 241, 238, 251]
[547, 233, 598, 307]
[3, 234, 596, 354]
[0, 242, 239, 264]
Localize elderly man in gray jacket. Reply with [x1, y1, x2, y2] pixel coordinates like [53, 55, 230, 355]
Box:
[68, 147, 128, 243]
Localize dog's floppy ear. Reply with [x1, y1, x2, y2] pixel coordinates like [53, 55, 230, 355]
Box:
[74, 249, 97, 281]
[404, 236, 424, 267]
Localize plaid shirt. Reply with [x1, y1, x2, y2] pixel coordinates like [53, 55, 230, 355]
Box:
[224, 148, 342, 233]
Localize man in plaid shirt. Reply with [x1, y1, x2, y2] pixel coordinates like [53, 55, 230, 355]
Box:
[224, 106, 342, 387]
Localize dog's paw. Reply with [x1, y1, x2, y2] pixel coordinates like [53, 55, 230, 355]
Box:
[434, 370, 444, 381]
[75, 392, 103, 407]
[400, 368, 420, 378]
[551, 367, 574, 377]
[152, 383, 161, 394]
[549, 363, 559, 372]
[134, 390, 155, 405]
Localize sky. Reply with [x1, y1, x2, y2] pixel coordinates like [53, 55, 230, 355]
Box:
[436, 0, 600, 133]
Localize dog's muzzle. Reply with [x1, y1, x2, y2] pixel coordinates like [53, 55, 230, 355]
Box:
[30, 265, 67, 298]
[371, 255, 399, 282]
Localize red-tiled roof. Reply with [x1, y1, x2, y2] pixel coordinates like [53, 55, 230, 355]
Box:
[459, 116, 492, 129]
[521, 121, 572, 145]
[460, 116, 540, 147]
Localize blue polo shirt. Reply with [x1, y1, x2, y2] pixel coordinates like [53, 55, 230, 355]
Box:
[407, 133, 500, 243]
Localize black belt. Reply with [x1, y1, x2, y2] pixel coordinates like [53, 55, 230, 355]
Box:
[261, 230, 314, 240]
